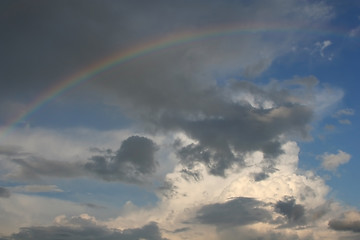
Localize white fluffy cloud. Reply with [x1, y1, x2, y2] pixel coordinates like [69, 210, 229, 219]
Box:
[104, 141, 345, 240]
[319, 150, 351, 172]
[0, 127, 357, 240]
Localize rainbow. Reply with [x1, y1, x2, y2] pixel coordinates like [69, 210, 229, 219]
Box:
[0, 23, 347, 141]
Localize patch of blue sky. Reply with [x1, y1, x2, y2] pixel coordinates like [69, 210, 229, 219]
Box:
[27, 95, 131, 130]
[58, 178, 159, 206]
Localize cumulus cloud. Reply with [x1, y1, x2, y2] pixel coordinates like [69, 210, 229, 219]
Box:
[328, 211, 360, 233]
[103, 141, 340, 240]
[169, 78, 318, 176]
[85, 135, 159, 183]
[319, 150, 351, 172]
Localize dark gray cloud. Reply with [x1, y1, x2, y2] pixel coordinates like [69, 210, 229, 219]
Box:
[0, 221, 167, 240]
[171, 80, 313, 176]
[85, 135, 158, 183]
[1, 0, 333, 176]
[253, 172, 269, 182]
[274, 196, 306, 226]
[0, 0, 331, 102]
[196, 197, 272, 227]
[328, 211, 360, 233]
[329, 220, 360, 232]
[10, 136, 158, 184]
[89, 1, 330, 177]
[0, 187, 10, 198]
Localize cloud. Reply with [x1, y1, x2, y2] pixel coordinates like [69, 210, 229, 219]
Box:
[169, 79, 318, 176]
[10, 157, 84, 180]
[0, 194, 90, 235]
[274, 196, 306, 226]
[85, 135, 159, 183]
[8, 135, 158, 184]
[0, 1, 352, 240]
[338, 119, 351, 125]
[171, 227, 191, 234]
[1, 138, 342, 240]
[1, 0, 338, 181]
[333, 109, 355, 118]
[10, 185, 63, 193]
[328, 211, 360, 233]
[196, 197, 272, 227]
[0, 187, 10, 198]
[324, 124, 335, 131]
[332, 109, 354, 125]
[0, 0, 333, 105]
[349, 26, 360, 37]
[82, 203, 106, 210]
[319, 150, 351, 171]
[0, 145, 23, 157]
[0, 214, 167, 240]
[316, 40, 332, 57]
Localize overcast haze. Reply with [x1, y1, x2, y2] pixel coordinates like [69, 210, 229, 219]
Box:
[1, 1, 360, 239]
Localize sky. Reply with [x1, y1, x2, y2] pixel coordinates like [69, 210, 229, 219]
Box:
[0, 0, 360, 239]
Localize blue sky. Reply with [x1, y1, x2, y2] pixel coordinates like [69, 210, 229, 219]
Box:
[1, 1, 360, 240]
